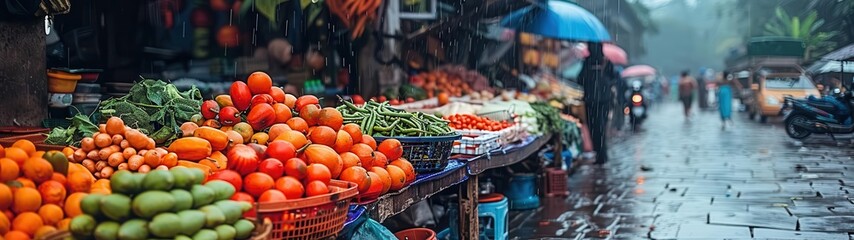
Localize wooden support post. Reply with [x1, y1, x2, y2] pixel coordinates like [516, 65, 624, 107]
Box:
[0, 20, 47, 127]
[458, 175, 479, 240]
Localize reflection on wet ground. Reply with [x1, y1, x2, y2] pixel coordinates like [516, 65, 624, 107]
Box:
[513, 103, 854, 239]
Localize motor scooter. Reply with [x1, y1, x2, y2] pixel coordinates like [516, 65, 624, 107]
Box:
[625, 79, 647, 129]
[781, 88, 853, 140]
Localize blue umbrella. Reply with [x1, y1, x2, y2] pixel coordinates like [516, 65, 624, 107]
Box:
[501, 0, 611, 42]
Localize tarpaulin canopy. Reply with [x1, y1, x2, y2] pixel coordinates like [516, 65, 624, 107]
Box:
[500, 0, 611, 42]
[807, 60, 854, 74]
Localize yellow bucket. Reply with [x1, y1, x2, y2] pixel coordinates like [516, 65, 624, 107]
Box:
[47, 70, 82, 93]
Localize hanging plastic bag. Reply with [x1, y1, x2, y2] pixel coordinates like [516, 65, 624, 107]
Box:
[352, 218, 398, 240]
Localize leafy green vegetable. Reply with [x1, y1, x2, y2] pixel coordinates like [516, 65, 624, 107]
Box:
[45, 114, 99, 146]
[99, 79, 202, 144]
[529, 102, 565, 134]
[45, 79, 201, 146]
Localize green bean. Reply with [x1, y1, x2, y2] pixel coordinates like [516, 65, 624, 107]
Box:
[342, 101, 369, 113]
[379, 110, 413, 118]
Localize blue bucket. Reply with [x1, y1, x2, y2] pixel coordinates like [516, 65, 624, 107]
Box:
[505, 173, 540, 210]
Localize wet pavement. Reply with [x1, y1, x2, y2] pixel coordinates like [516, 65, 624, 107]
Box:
[512, 103, 854, 239]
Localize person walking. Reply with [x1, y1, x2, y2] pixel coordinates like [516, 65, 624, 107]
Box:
[717, 72, 737, 128]
[578, 43, 616, 164]
[696, 68, 708, 110]
[678, 71, 697, 119]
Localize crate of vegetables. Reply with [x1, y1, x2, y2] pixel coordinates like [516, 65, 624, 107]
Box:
[253, 180, 358, 240]
[452, 131, 501, 155]
[445, 113, 521, 146]
[337, 99, 461, 172]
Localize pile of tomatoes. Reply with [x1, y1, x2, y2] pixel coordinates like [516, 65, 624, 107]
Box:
[444, 114, 514, 131]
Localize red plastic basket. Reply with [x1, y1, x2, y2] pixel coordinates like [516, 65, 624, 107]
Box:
[253, 180, 358, 240]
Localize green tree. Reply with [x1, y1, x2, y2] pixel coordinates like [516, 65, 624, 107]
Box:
[763, 7, 838, 60]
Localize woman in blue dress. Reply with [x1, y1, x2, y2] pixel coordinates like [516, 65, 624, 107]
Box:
[717, 72, 737, 128]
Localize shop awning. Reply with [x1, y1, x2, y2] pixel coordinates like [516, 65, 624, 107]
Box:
[821, 44, 854, 61]
[806, 60, 854, 74]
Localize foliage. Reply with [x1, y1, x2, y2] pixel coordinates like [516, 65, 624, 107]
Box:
[45, 114, 99, 146]
[99, 79, 202, 144]
[763, 7, 838, 59]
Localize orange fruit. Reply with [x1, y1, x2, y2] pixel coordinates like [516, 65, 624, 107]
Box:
[370, 167, 392, 194]
[333, 130, 353, 153]
[247, 72, 273, 95]
[283, 158, 307, 180]
[4, 148, 28, 166]
[275, 130, 308, 149]
[37, 204, 63, 226]
[12, 188, 40, 214]
[63, 193, 87, 218]
[22, 159, 53, 184]
[386, 165, 407, 191]
[304, 180, 329, 197]
[243, 173, 275, 198]
[14, 178, 35, 189]
[377, 139, 403, 160]
[284, 94, 297, 109]
[340, 152, 361, 170]
[366, 172, 383, 196]
[350, 144, 374, 169]
[270, 87, 286, 103]
[0, 211, 9, 234]
[258, 189, 287, 202]
[267, 124, 292, 141]
[361, 135, 377, 150]
[93, 133, 112, 148]
[28, 152, 44, 161]
[304, 164, 331, 185]
[37, 181, 66, 205]
[274, 176, 304, 199]
[285, 117, 309, 134]
[371, 152, 388, 168]
[33, 225, 57, 239]
[11, 212, 42, 235]
[339, 167, 371, 193]
[66, 171, 94, 193]
[50, 173, 67, 185]
[0, 158, 20, 182]
[307, 126, 337, 147]
[56, 218, 71, 230]
[390, 159, 417, 184]
[0, 145, 5, 158]
[90, 179, 111, 195]
[5, 230, 31, 240]
[11, 141, 35, 156]
[0, 184, 12, 210]
[341, 124, 363, 144]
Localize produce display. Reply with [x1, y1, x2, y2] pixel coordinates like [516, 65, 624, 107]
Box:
[444, 114, 515, 132]
[68, 168, 257, 239]
[46, 79, 202, 146]
[0, 139, 103, 239]
[336, 99, 455, 137]
[172, 72, 417, 204]
[409, 65, 492, 98]
[68, 117, 180, 179]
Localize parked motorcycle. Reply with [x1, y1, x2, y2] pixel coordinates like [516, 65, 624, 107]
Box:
[781, 88, 852, 140]
[625, 79, 647, 129]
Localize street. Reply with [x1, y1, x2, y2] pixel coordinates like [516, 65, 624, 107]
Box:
[513, 102, 854, 239]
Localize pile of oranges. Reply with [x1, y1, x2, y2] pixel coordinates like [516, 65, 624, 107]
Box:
[0, 140, 100, 239]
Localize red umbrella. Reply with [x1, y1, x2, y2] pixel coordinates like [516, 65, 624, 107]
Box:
[621, 65, 657, 78]
[576, 43, 628, 65]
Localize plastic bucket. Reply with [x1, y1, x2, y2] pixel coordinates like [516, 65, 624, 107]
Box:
[395, 228, 437, 240]
[47, 70, 82, 93]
